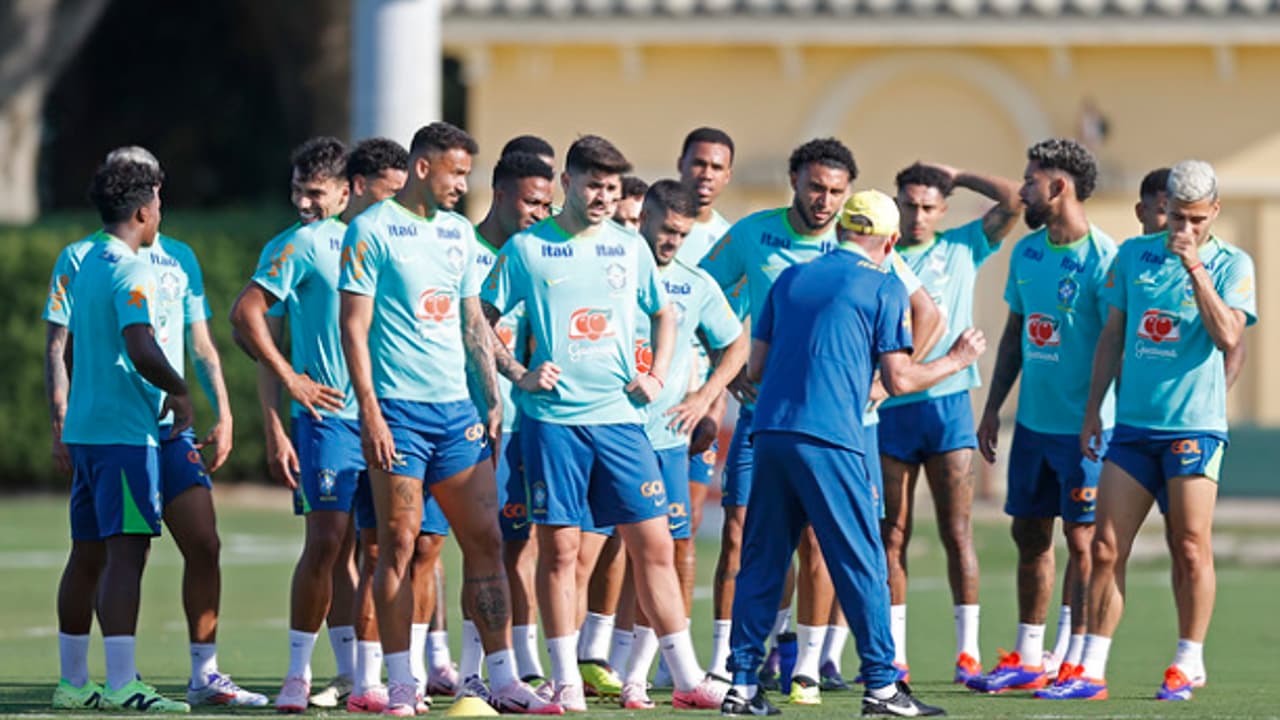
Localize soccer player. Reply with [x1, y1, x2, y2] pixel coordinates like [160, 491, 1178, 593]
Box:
[502, 135, 557, 171]
[698, 137, 856, 685]
[469, 150, 556, 689]
[1045, 160, 1256, 701]
[340, 121, 556, 716]
[59, 158, 193, 712]
[47, 148, 261, 709]
[482, 135, 724, 711]
[618, 179, 749, 709]
[877, 161, 1021, 684]
[613, 176, 649, 229]
[971, 139, 1117, 695]
[723, 189, 981, 718]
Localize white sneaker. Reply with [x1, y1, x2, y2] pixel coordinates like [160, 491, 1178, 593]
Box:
[383, 682, 417, 717]
[275, 676, 311, 714]
[310, 675, 353, 708]
[550, 682, 587, 712]
[620, 681, 654, 710]
[455, 674, 490, 702]
[491, 680, 565, 714]
[188, 672, 268, 707]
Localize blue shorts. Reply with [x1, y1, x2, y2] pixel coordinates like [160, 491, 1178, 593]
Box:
[157, 428, 212, 506]
[68, 444, 162, 541]
[656, 446, 693, 540]
[723, 406, 755, 507]
[520, 417, 667, 528]
[1105, 425, 1227, 514]
[354, 471, 450, 535]
[294, 414, 365, 514]
[688, 440, 719, 486]
[497, 433, 531, 541]
[381, 399, 491, 485]
[1007, 424, 1109, 523]
[877, 392, 977, 465]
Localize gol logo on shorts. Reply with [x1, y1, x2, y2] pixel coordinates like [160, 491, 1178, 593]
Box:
[1069, 487, 1097, 503]
[464, 423, 485, 442]
[1171, 438, 1201, 455]
[640, 480, 665, 498]
[668, 502, 688, 518]
[502, 503, 527, 519]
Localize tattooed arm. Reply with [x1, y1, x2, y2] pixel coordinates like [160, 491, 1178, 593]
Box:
[45, 323, 72, 475]
[463, 296, 502, 451]
[931, 163, 1023, 244]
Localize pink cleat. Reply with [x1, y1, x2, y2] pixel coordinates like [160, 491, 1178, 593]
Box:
[491, 680, 565, 715]
[620, 681, 654, 710]
[347, 686, 390, 713]
[275, 676, 310, 714]
[382, 682, 418, 717]
[672, 676, 728, 710]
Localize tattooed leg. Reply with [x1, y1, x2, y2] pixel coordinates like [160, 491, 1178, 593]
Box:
[370, 468, 423, 654]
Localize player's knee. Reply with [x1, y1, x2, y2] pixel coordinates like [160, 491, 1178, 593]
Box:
[1012, 519, 1053, 558]
[1171, 531, 1212, 574]
[1090, 532, 1121, 569]
[1063, 524, 1094, 561]
[183, 529, 221, 570]
[881, 521, 909, 557]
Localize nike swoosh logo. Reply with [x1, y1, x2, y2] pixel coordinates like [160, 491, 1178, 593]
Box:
[1017, 279, 1032, 284]
[507, 700, 529, 709]
[546, 277, 568, 287]
[1181, 457, 1199, 465]
[511, 521, 528, 530]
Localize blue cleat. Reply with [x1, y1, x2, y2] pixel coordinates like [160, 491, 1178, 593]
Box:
[1155, 666, 1193, 701]
[1034, 666, 1108, 700]
[966, 650, 1046, 693]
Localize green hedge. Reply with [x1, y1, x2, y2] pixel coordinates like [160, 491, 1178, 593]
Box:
[0, 209, 297, 489]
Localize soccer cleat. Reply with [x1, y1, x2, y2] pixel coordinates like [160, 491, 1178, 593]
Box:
[347, 685, 390, 713]
[52, 679, 104, 710]
[965, 650, 1046, 693]
[953, 652, 982, 685]
[383, 682, 418, 717]
[415, 690, 431, 715]
[550, 682, 587, 713]
[673, 675, 728, 709]
[861, 681, 945, 717]
[758, 647, 782, 691]
[1033, 665, 1107, 700]
[310, 674, 353, 707]
[1053, 663, 1077, 685]
[621, 681, 655, 710]
[187, 672, 268, 707]
[720, 688, 781, 716]
[787, 674, 821, 705]
[854, 663, 910, 684]
[1156, 665, 1194, 701]
[428, 663, 460, 696]
[820, 660, 851, 691]
[100, 680, 191, 713]
[275, 676, 311, 714]
[491, 679, 565, 715]
[578, 659, 622, 698]
[456, 674, 490, 702]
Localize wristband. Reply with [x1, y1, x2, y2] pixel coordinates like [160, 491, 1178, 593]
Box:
[1185, 262, 1203, 274]
[649, 373, 665, 389]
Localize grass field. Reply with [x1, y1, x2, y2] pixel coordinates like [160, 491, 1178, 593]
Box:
[2, 490, 1279, 718]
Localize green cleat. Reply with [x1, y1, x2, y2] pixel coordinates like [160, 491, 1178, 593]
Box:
[788, 674, 822, 705]
[579, 659, 622, 698]
[52, 679, 104, 710]
[100, 680, 190, 713]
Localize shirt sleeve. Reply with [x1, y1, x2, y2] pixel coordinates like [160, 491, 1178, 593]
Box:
[43, 245, 78, 325]
[1101, 248, 1127, 311]
[875, 279, 914, 358]
[888, 251, 923, 296]
[114, 260, 156, 331]
[1002, 251, 1024, 315]
[1216, 250, 1258, 326]
[635, 245, 668, 316]
[698, 228, 746, 295]
[480, 242, 527, 315]
[176, 244, 213, 323]
[253, 231, 311, 303]
[459, 233, 485, 300]
[1094, 242, 1119, 325]
[338, 218, 383, 297]
[696, 273, 744, 350]
[954, 218, 999, 267]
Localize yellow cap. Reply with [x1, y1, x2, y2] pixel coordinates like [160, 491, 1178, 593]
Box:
[447, 696, 500, 717]
[839, 190, 900, 236]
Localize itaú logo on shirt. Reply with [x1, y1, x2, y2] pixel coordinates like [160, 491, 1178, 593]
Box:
[568, 308, 614, 341]
[1138, 309, 1181, 343]
[634, 338, 653, 374]
[1026, 313, 1061, 348]
[416, 288, 456, 323]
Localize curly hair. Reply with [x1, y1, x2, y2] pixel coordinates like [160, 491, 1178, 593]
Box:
[346, 137, 408, 182]
[493, 151, 555, 189]
[290, 136, 347, 183]
[501, 134, 555, 162]
[88, 160, 164, 224]
[788, 137, 857, 179]
[895, 162, 954, 197]
[1027, 138, 1097, 201]
[409, 121, 479, 157]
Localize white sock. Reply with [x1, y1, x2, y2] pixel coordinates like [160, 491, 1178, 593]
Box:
[329, 625, 356, 679]
[1172, 638, 1204, 676]
[460, 620, 485, 679]
[890, 605, 908, 665]
[427, 630, 451, 670]
[954, 605, 980, 660]
[794, 624, 824, 680]
[821, 625, 849, 673]
[625, 627, 659, 684]
[386, 650, 414, 686]
[609, 628, 634, 671]
[733, 683, 757, 699]
[410, 624, 429, 693]
[1015, 623, 1046, 666]
[486, 648, 519, 689]
[512, 625, 544, 679]
[190, 642, 218, 685]
[547, 634, 581, 686]
[288, 629, 318, 681]
[709, 619, 733, 677]
[1051, 606, 1072, 661]
[578, 612, 615, 661]
[770, 609, 792, 645]
[868, 683, 897, 700]
[1080, 634, 1112, 679]
[58, 633, 91, 687]
[1066, 634, 1086, 666]
[103, 635, 137, 693]
[658, 629, 703, 692]
[355, 641, 383, 694]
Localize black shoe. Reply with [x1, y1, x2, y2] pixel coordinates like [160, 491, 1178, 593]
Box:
[862, 681, 946, 717]
[722, 688, 782, 716]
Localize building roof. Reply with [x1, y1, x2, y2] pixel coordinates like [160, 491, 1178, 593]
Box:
[442, 0, 1277, 18]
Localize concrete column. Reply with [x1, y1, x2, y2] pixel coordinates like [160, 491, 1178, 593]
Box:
[351, 0, 440, 146]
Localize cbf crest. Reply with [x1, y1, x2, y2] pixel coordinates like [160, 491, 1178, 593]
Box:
[318, 468, 337, 499]
[1057, 275, 1080, 311]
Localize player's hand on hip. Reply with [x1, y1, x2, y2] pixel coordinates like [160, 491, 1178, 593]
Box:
[362, 411, 398, 472]
[287, 371, 346, 419]
[197, 419, 234, 473]
[666, 391, 711, 436]
[947, 327, 987, 366]
[727, 368, 758, 405]
[1080, 414, 1104, 462]
[976, 411, 1000, 464]
[163, 394, 195, 436]
[517, 362, 561, 393]
[626, 373, 663, 405]
[265, 427, 299, 489]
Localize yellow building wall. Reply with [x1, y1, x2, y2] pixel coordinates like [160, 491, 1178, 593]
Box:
[451, 41, 1277, 426]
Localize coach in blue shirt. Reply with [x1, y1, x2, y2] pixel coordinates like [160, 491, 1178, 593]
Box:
[722, 191, 986, 718]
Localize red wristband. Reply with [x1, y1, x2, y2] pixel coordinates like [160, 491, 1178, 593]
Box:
[1186, 262, 1203, 274]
